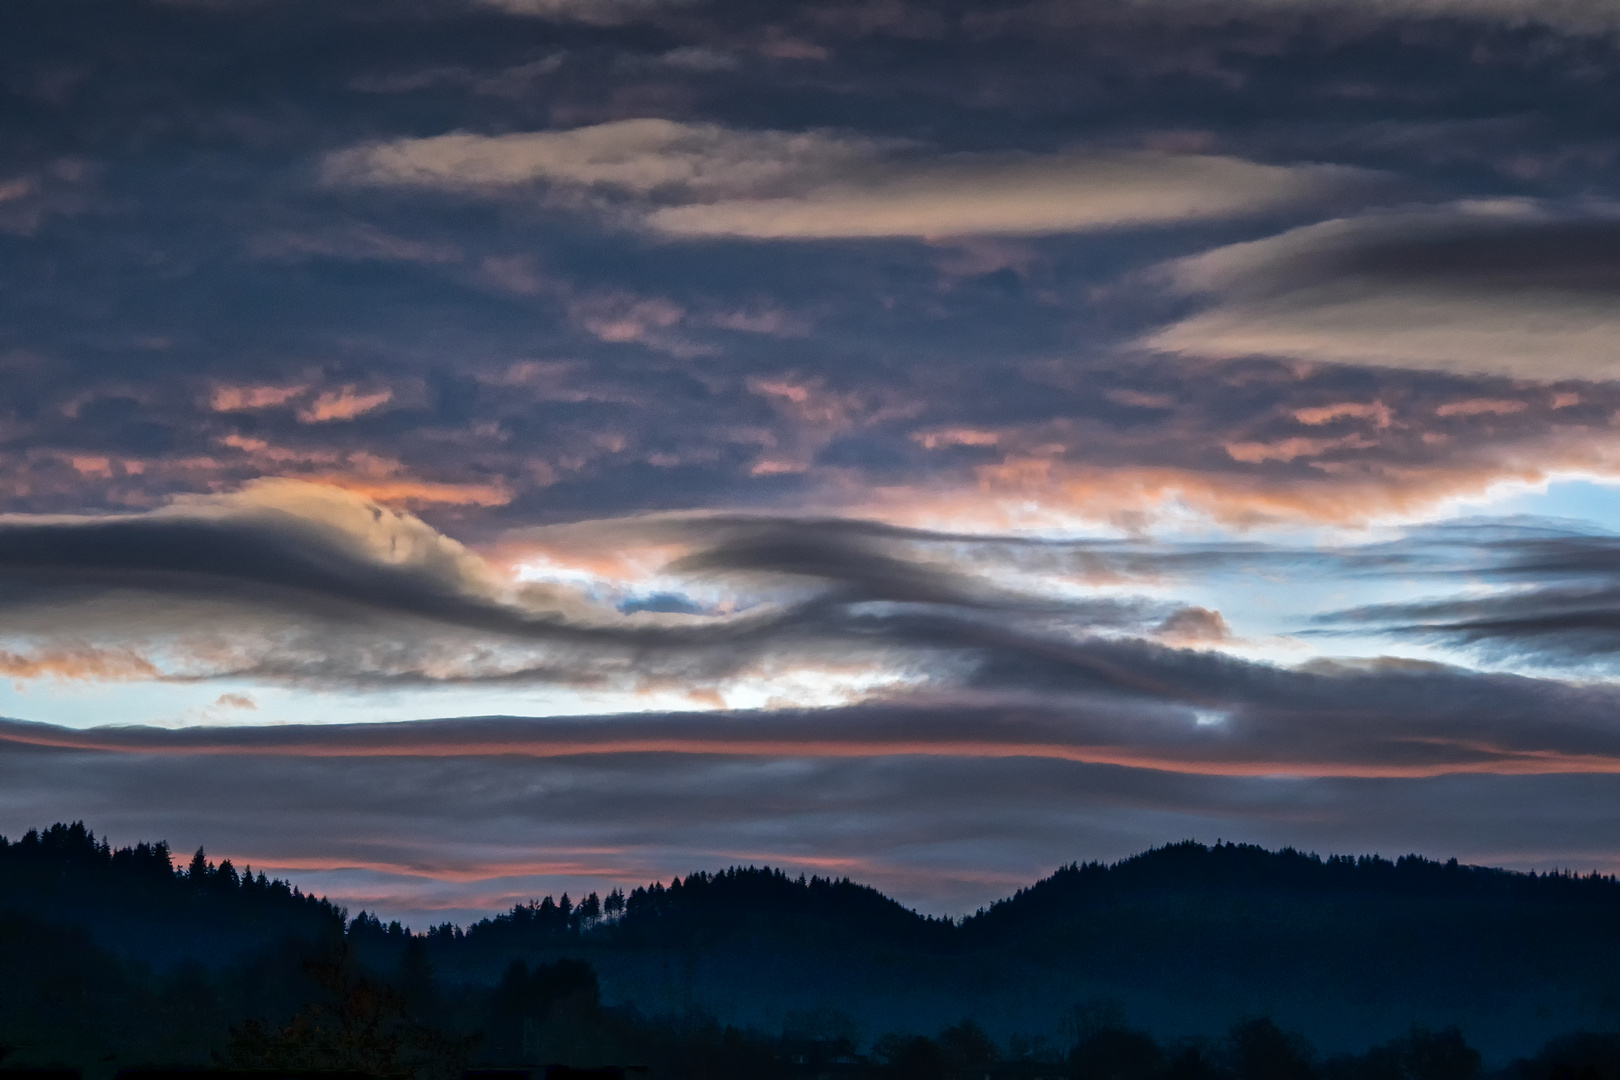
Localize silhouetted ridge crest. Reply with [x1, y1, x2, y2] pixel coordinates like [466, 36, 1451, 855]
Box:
[961, 839, 1620, 939]
[448, 865, 952, 952]
[0, 821, 344, 965]
[11, 826, 1620, 953]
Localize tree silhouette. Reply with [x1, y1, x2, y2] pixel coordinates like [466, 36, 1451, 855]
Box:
[1231, 1019, 1315, 1080]
[221, 943, 474, 1078]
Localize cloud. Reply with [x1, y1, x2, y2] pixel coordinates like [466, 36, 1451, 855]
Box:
[6, 497, 1620, 920]
[0, 479, 544, 638]
[1157, 606, 1233, 644]
[298, 385, 395, 423]
[0, 645, 161, 684]
[0, 159, 93, 236]
[966, 0, 1620, 37]
[12, 0, 1620, 947]
[1147, 201, 1620, 381]
[323, 120, 878, 200]
[0, 490, 1544, 733]
[249, 225, 462, 265]
[865, 412, 1620, 531]
[10, 654, 1620, 924]
[6, 657, 1620, 777]
[471, 0, 692, 25]
[1242, 0, 1620, 32]
[325, 120, 1369, 238]
[645, 153, 1365, 239]
[0, 484, 1184, 692]
[1321, 523, 1620, 666]
[656, 46, 739, 72]
[211, 384, 308, 412]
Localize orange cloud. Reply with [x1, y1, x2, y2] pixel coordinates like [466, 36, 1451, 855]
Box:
[69, 455, 113, 477]
[914, 428, 1002, 450]
[298, 385, 394, 423]
[1157, 606, 1232, 644]
[1436, 398, 1529, 417]
[229, 852, 635, 883]
[1224, 434, 1375, 464]
[816, 402, 1620, 529]
[571, 294, 684, 344]
[1293, 401, 1393, 427]
[310, 476, 513, 507]
[0, 645, 160, 683]
[212, 444, 513, 508]
[1105, 389, 1176, 410]
[210, 384, 308, 412]
[219, 433, 342, 466]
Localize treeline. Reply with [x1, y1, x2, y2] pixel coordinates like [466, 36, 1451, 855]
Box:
[420, 865, 953, 956]
[970, 841, 1620, 938]
[209, 959, 1620, 1080]
[11, 926, 1620, 1080]
[16, 824, 1620, 962]
[422, 840, 1620, 955]
[0, 822, 342, 968]
[10, 825, 1620, 1073]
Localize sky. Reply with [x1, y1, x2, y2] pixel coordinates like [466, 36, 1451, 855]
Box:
[4, 0, 1620, 925]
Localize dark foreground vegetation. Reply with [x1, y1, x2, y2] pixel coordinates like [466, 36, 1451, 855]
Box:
[5, 824, 1620, 1080]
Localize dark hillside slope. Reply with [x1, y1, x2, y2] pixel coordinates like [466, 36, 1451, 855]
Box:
[6, 826, 1620, 1063]
[940, 843, 1620, 1058]
[967, 841, 1620, 937]
[421, 844, 1620, 1061]
[421, 867, 961, 1039]
[0, 822, 344, 967]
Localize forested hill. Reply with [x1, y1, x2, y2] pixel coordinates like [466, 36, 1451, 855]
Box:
[12, 822, 1619, 960]
[433, 860, 955, 959]
[419, 838, 1620, 957]
[0, 821, 343, 966]
[9, 824, 1620, 1062]
[962, 839, 1620, 939]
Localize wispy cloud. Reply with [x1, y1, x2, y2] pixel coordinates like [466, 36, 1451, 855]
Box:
[966, 0, 1620, 36]
[645, 152, 1367, 238]
[471, 0, 695, 25]
[325, 120, 1370, 238]
[1148, 201, 1620, 381]
[1321, 523, 1620, 667]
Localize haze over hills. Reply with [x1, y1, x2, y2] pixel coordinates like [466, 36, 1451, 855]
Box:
[5, 823, 1620, 1071]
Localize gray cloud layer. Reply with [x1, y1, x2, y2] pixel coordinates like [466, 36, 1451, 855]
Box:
[9, 707, 1620, 926]
[1322, 524, 1620, 664]
[1150, 202, 1620, 380]
[0, 484, 1181, 690]
[3, 494, 1620, 784]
